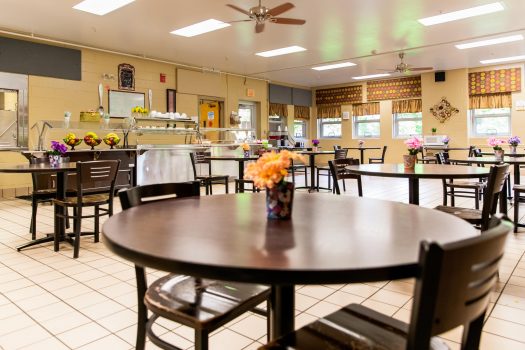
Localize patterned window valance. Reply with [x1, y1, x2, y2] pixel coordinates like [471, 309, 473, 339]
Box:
[294, 105, 310, 120]
[317, 105, 341, 119]
[469, 92, 512, 109]
[315, 86, 362, 106]
[367, 76, 422, 101]
[392, 99, 422, 113]
[352, 102, 380, 116]
[269, 103, 288, 117]
[469, 68, 521, 95]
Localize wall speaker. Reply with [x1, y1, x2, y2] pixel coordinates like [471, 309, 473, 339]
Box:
[435, 71, 446, 82]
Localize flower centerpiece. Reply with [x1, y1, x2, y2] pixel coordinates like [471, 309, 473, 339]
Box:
[241, 143, 251, 157]
[312, 139, 320, 151]
[403, 137, 422, 169]
[47, 141, 68, 167]
[131, 106, 149, 118]
[245, 150, 305, 220]
[488, 137, 506, 160]
[442, 136, 450, 147]
[508, 136, 521, 154]
[358, 140, 365, 148]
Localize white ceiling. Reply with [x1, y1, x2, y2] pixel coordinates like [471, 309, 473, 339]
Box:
[0, 0, 524, 87]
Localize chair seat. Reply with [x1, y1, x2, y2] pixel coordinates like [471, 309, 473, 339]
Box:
[435, 205, 482, 223]
[53, 193, 110, 206]
[446, 181, 486, 189]
[145, 274, 270, 329]
[261, 304, 449, 350]
[513, 184, 525, 192]
[196, 174, 228, 180]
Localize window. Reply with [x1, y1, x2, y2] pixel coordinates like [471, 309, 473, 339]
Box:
[353, 114, 380, 138]
[393, 112, 422, 138]
[293, 120, 307, 138]
[318, 118, 342, 138]
[470, 108, 511, 137]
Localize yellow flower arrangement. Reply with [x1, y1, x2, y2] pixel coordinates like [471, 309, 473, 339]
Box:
[245, 150, 305, 189]
[131, 106, 149, 114]
[241, 143, 250, 151]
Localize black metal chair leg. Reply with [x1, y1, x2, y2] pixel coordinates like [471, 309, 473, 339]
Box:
[195, 329, 209, 350]
[462, 312, 484, 350]
[225, 178, 229, 194]
[73, 207, 82, 258]
[30, 198, 37, 239]
[514, 189, 520, 233]
[474, 189, 479, 210]
[94, 205, 100, 243]
[135, 265, 148, 350]
[357, 177, 363, 197]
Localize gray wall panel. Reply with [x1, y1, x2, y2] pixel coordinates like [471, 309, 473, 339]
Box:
[269, 84, 292, 104]
[292, 88, 312, 107]
[0, 37, 81, 81]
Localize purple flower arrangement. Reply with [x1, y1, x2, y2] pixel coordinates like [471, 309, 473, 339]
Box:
[442, 136, 450, 144]
[312, 139, 320, 146]
[48, 141, 68, 156]
[508, 136, 521, 147]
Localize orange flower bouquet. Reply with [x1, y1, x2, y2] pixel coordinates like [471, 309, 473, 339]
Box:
[241, 143, 251, 157]
[245, 150, 305, 219]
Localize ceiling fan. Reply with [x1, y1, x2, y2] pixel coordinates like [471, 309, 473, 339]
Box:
[380, 53, 433, 74]
[226, 1, 306, 33]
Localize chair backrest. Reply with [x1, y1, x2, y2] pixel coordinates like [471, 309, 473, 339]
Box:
[334, 148, 348, 160]
[479, 164, 509, 231]
[407, 217, 511, 349]
[333, 145, 342, 150]
[472, 148, 483, 157]
[29, 157, 55, 192]
[74, 160, 120, 201]
[434, 152, 449, 165]
[328, 158, 359, 180]
[380, 145, 387, 159]
[189, 152, 211, 178]
[468, 145, 476, 157]
[119, 181, 200, 210]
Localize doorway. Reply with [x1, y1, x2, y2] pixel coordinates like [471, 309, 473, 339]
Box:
[238, 102, 257, 140]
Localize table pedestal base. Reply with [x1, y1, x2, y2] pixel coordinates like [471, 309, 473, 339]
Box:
[408, 178, 419, 205]
[269, 285, 295, 340]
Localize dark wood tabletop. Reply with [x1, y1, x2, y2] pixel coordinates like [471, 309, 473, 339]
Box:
[0, 162, 77, 173]
[102, 193, 477, 285]
[449, 156, 525, 164]
[424, 146, 471, 151]
[299, 150, 335, 155]
[205, 156, 259, 161]
[345, 163, 490, 179]
[344, 147, 381, 150]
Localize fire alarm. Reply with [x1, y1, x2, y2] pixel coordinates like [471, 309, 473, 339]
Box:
[160, 73, 166, 83]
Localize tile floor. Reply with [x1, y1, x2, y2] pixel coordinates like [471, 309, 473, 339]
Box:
[0, 174, 524, 349]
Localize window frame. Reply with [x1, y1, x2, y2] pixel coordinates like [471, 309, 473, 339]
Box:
[469, 108, 511, 137]
[293, 119, 307, 139]
[317, 117, 342, 139]
[352, 114, 380, 139]
[392, 112, 423, 139]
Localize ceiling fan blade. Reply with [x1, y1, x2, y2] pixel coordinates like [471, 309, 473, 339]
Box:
[409, 67, 434, 71]
[226, 4, 251, 16]
[273, 17, 306, 25]
[227, 19, 253, 23]
[268, 2, 294, 16]
[255, 22, 265, 33]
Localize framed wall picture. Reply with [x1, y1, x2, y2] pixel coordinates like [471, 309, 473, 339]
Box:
[167, 89, 176, 112]
[109, 90, 145, 117]
[118, 63, 135, 91]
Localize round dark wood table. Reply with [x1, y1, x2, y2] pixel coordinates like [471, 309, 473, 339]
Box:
[205, 155, 259, 192]
[0, 162, 77, 251]
[343, 146, 381, 164]
[298, 150, 335, 192]
[102, 193, 477, 340]
[345, 163, 490, 205]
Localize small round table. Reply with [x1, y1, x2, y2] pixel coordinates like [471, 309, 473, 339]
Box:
[298, 150, 335, 192]
[0, 162, 77, 251]
[205, 156, 259, 192]
[345, 163, 490, 205]
[343, 147, 381, 164]
[102, 193, 477, 340]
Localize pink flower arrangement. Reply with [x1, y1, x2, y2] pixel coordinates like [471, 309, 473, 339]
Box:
[358, 140, 365, 147]
[404, 137, 422, 155]
[488, 137, 505, 150]
[245, 150, 305, 189]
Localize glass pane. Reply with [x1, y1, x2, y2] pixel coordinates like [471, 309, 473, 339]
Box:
[356, 114, 380, 121]
[397, 120, 422, 137]
[474, 108, 509, 116]
[395, 112, 422, 120]
[0, 90, 18, 148]
[294, 121, 306, 138]
[474, 116, 510, 136]
[356, 122, 380, 138]
[321, 123, 341, 138]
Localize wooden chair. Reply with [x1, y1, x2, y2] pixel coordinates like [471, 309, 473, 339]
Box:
[435, 152, 486, 209]
[417, 147, 437, 164]
[235, 179, 260, 193]
[260, 217, 512, 350]
[289, 158, 308, 186]
[28, 157, 58, 237]
[435, 164, 509, 231]
[513, 184, 525, 233]
[189, 152, 229, 195]
[118, 182, 270, 350]
[316, 148, 348, 191]
[369, 145, 387, 164]
[328, 158, 363, 196]
[53, 160, 120, 258]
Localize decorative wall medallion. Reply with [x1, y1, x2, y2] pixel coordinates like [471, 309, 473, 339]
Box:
[430, 97, 459, 124]
[118, 63, 135, 91]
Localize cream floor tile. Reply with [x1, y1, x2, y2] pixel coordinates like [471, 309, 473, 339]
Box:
[304, 300, 341, 318]
[484, 317, 525, 343]
[3, 285, 46, 301]
[496, 294, 525, 311]
[296, 285, 336, 300]
[77, 334, 133, 350]
[26, 301, 76, 323]
[0, 303, 22, 320]
[79, 298, 127, 319]
[65, 290, 109, 310]
[56, 322, 111, 348]
[97, 281, 135, 299]
[97, 308, 137, 332]
[15, 292, 61, 312]
[480, 331, 525, 350]
[0, 313, 38, 336]
[40, 311, 91, 334]
[360, 300, 399, 317]
[324, 290, 365, 307]
[19, 337, 70, 350]
[294, 293, 318, 312]
[369, 289, 412, 307]
[0, 277, 34, 293]
[0, 324, 52, 349]
[294, 313, 318, 329]
[229, 314, 267, 340]
[39, 276, 79, 291]
[209, 329, 253, 350]
[340, 283, 379, 298]
[490, 304, 525, 325]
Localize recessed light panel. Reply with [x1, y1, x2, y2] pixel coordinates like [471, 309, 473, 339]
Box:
[480, 55, 525, 64]
[171, 19, 231, 37]
[418, 2, 504, 26]
[352, 73, 391, 80]
[255, 46, 307, 58]
[73, 0, 135, 16]
[312, 62, 356, 71]
[456, 34, 524, 49]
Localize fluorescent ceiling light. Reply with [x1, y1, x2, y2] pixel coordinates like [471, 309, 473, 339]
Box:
[418, 2, 504, 26]
[352, 73, 391, 80]
[480, 55, 525, 64]
[73, 0, 135, 16]
[312, 62, 356, 71]
[171, 19, 231, 37]
[256, 46, 307, 57]
[456, 34, 524, 49]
